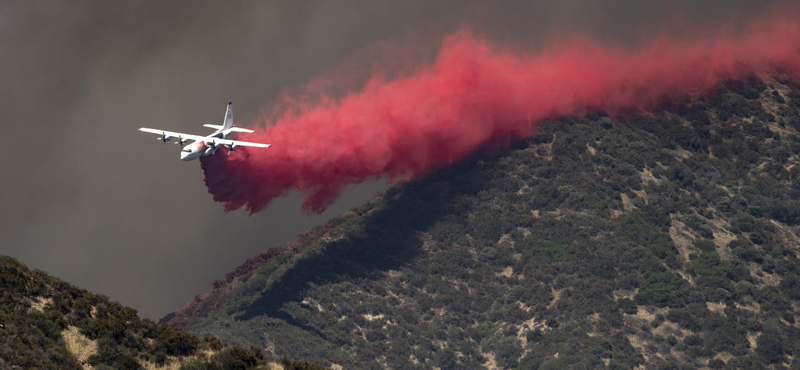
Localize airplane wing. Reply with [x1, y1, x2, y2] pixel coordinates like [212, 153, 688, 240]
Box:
[139, 128, 207, 142]
[205, 137, 271, 148]
[138, 128, 270, 148]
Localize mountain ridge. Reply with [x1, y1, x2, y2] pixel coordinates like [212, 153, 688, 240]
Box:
[0, 255, 329, 370]
[168, 76, 800, 369]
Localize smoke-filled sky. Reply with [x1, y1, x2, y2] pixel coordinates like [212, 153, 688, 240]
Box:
[0, 0, 783, 319]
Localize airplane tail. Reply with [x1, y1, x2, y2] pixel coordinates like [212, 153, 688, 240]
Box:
[222, 102, 234, 130]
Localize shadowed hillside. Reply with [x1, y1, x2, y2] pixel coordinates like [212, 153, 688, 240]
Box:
[168, 76, 800, 369]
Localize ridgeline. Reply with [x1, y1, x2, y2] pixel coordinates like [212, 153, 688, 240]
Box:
[0, 256, 327, 370]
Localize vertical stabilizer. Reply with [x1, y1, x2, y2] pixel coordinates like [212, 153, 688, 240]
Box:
[223, 102, 234, 130]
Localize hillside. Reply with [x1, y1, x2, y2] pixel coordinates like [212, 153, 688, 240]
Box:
[0, 255, 327, 370]
[167, 76, 800, 370]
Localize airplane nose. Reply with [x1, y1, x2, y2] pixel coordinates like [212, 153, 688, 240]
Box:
[180, 151, 190, 161]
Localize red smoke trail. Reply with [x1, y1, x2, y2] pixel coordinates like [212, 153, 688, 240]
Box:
[202, 11, 800, 214]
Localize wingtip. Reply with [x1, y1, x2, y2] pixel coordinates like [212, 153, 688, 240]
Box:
[229, 102, 232, 105]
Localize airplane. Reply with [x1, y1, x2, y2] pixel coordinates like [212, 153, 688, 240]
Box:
[138, 102, 270, 161]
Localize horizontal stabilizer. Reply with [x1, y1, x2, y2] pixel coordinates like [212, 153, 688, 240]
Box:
[225, 127, 255, 134]
[203, 124, 225, 130]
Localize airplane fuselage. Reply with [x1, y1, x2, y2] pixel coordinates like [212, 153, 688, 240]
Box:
[180, 130, 234, 161]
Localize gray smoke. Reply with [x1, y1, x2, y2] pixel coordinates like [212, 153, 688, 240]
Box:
[0, 0, 779, 318]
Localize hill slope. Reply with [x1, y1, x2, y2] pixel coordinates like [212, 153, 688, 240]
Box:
[167, 76, 800, 369]
[0, 255, 327, 370]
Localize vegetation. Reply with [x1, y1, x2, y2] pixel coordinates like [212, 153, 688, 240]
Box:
[168, 76, 800, 369]
[0, 256, 327, 370]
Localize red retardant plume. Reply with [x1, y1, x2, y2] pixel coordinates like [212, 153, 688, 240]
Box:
[202, 11, 800, 214]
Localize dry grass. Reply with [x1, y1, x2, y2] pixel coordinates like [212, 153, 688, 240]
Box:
[707, 302, 727, 316]
[613, 289, 637, 300]
[515, 314, 548, 349]
[141, 359, 186, 370]
[496, 234, 514, 249]
[620, 193, 636, 212]
[363, 313, 385, 322]
[669, 219, 696, 262]
[748, 332, 760, 350]
[674, 147, 693, 159]
[385, 270, 402, 279]
[708, 217, 736, 259]
[626, 334, 647, 354]
[653, 321, 687, 339]
[62, 326, 97, 370]
[548, 288, 563, 309]
[482, 351, 500, 370]
[676, 270, 696, 287]
[623, 306, 688, 367]
[29, 296, 52, 313]
[641, 167, 661, 185]
[631, 306, 667, 323]
[761, 271, 783, 286]
[623, 307, 670, 336]
[769, 220, 800, 251]
[496, 266, 514, 278]
[735, 301, 761, 314]
[750, 262, 783, 287]
[140, 350, 218, 370]
[714, 352, 734, 365]
[301, 298, 325, 312]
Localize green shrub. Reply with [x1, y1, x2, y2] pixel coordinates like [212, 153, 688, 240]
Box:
[756, 321, 786, 364]
[637, 272, 691, 307]
[616, 213, 677, 262]
[477, 321, 498, 340]
[178, 358, 209, 370]
[525, 240, 572, 261]
[158, 330, 199, 356]
[779, 274, 800, 300]
[618, 298, 637, 314]
[280, 358, 330, 370]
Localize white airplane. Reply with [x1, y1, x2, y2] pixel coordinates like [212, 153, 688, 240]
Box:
[139, 102, 270, 161]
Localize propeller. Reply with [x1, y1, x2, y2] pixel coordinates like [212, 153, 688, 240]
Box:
[159, 133, 171, 146]
[174, 136, 186, 147]
[204, 140, 218, 155]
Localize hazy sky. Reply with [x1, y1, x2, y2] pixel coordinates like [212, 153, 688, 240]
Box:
[0, 0, 780, 319]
